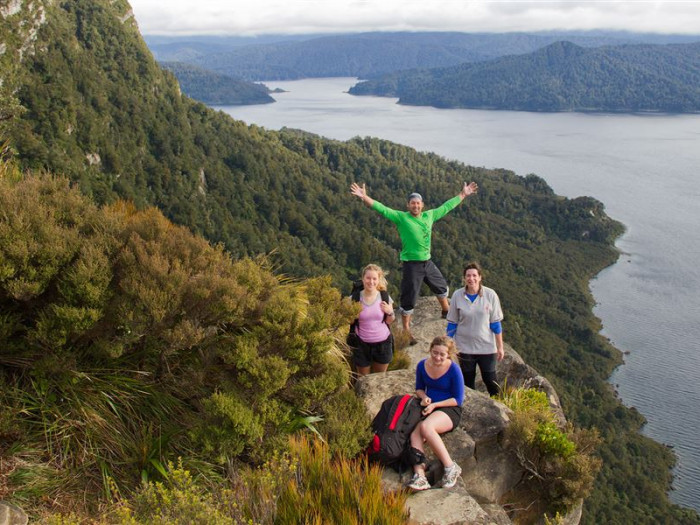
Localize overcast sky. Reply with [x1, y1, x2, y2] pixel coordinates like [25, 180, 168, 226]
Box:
[128, 1, 700, 36]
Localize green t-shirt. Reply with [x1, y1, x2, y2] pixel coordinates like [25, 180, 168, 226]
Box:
[371, 195, 462, 261]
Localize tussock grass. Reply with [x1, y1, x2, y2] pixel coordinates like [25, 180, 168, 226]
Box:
[388, 327, 412, 371]
[3, 369, 185, 508]
[39, 437, 408, 524]
[268, 436, 409, 524]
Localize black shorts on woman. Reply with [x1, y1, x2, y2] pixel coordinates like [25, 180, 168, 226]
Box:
[352, 335, 394, 368]
[427, 405, 462, 430]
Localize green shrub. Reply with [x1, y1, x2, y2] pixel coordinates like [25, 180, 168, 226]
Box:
[316, 388, 373, 457]
[114, 460, 238, 525]
[0, 174, 368, 514]
[499, 387, 602, 519]
[534, 421, 576, 459]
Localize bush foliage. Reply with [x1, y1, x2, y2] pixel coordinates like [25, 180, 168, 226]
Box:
[0, 173, 369, 512]
[499, 387, 602, 520]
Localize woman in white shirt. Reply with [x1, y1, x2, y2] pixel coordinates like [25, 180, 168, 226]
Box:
[446, 262, 504, 396]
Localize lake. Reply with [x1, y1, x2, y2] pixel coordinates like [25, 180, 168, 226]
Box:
[220, 77, 700, 511]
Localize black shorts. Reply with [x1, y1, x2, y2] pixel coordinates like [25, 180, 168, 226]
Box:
[400, 260, 449, 315]
[428, 405, 462, 431]
[352, 335, 394, 368]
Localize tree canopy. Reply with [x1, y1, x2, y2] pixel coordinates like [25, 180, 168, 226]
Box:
[159, 61, 274, 105]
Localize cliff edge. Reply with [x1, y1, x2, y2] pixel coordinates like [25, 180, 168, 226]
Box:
[355, 297, 582, 525]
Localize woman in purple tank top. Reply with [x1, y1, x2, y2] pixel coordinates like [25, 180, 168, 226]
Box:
[351, 264, 396, 376]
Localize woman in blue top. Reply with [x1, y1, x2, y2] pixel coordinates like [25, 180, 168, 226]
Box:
[407, 335, 465, 491]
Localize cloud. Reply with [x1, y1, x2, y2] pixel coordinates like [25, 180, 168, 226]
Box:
[129, 0, 700, 36]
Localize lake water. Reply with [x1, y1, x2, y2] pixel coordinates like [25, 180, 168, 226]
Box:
[220, 77, 700, 511]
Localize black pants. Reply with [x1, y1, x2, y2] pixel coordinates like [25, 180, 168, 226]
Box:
[399, 260, 448, 315]
[458, 353, 500, 397]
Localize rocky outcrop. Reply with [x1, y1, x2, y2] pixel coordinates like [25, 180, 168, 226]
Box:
[0, 501, 28, 525]
[355, 297, 577, 525]
[0, 0, 47, 62]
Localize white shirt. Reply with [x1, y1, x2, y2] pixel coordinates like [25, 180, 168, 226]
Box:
[447, 286, 503, 355]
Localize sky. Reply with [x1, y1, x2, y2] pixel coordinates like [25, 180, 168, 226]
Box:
[128, 0, 700, 36]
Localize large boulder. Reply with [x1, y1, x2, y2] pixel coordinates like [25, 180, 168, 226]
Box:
[446, 390, 523, 503]
[356, 371, 523, 504]
[354, 368, 415, 417]
[406, 478, 499, 525]
[354, 296, 580, 525]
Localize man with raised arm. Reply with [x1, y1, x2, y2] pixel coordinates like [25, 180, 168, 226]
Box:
[350, 181, 478, 344]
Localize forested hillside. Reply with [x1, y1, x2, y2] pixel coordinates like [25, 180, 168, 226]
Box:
[176, 31, 638, 81]
[350, 40, 700, 113]
[159, 61, 274, 105]
[1, 0, 699, 523]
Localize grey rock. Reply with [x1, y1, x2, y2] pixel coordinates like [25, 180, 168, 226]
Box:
[444, 389, 523, 502]
[406, 479, 498, 525]
[480, 504, 513, 525]
[0, 502, 28, 525]
[460, 389, 511, 443]
[560, 501, 584, 525]
[355, 368, 415, 416]
[356, 297, 580, 525]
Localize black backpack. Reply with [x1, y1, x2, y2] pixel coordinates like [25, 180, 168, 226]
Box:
[367, 394, 423, 471]
[347, 279, 390, 348]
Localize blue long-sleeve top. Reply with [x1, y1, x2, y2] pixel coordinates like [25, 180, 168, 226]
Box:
[447, 320, 501, 337]
[415, 359, 465, 406]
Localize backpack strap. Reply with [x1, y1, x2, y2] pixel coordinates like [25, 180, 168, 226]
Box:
[389, 394, 413, 430]
[350, 279, 363, 302]
[380, 289, 389, 304]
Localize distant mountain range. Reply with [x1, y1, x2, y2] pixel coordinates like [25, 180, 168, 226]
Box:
[145, 31, 700, 114]
[159, 61, 274, 105]
[349, 41, 700, 113]
[145, 31, 700, 82]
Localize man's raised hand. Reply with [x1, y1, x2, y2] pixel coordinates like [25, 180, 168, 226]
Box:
[350, 182, 367, 199]
[461, 181, 478, 198]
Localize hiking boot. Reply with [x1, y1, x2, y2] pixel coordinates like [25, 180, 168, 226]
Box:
[407, 473, 430, 491]
[409, 335, 418, 346]
[441, 310, 449, 319]
[441, 462, 462, 489]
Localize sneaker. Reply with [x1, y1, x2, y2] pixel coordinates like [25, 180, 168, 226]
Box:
[441, 463, 462, 489]
[441, 310, 449, 319]
[407, 473, 431, 491]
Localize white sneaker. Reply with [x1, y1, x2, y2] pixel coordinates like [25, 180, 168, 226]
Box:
[407, 473, 431, 491]
[441, 463, 462, 488]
